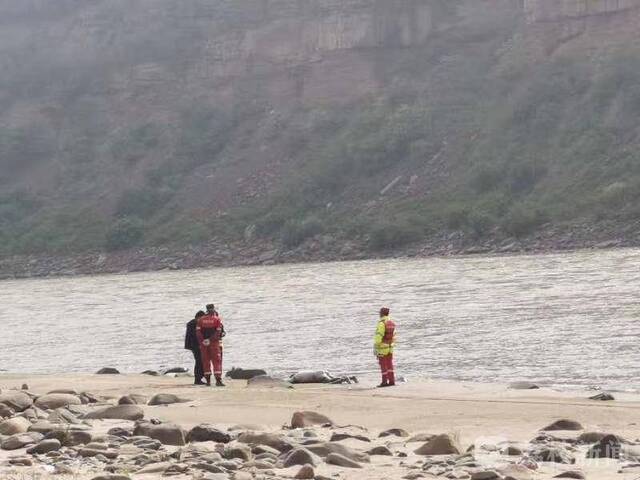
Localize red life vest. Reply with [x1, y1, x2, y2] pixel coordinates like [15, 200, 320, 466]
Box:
[382, 319, 395, 344]
[198, 314, 223, 341]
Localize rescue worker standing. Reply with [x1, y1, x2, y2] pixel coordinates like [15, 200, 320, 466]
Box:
[196, 304, 226, 387]
[374, 307, 396, 388]
[185, 310, 206, 385]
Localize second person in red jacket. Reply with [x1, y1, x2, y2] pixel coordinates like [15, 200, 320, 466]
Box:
[196, 303, 226, 387]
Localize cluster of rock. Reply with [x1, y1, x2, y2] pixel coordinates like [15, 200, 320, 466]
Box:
[0, 385, 636, 480]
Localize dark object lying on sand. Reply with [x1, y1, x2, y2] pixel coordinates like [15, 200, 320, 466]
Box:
[589, 392, 615, 401]
[289, 371, 358, 385]
[96, 367, 120, 375]
[226, 368, 268, 380]
[163, 367, 188, 375]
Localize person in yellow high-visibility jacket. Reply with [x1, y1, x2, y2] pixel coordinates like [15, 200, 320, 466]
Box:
[374, 307, 396, 387]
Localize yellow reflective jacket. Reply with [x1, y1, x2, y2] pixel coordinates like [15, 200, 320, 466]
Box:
[374, 316, 396, 356]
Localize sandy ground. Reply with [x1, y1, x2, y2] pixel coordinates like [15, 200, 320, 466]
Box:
[2, 374, 640, 479]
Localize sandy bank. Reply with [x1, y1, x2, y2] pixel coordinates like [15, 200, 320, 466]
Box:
[1, 374, 640, 479]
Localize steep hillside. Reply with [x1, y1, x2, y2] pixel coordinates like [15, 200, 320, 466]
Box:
[1, 0, 640, 273]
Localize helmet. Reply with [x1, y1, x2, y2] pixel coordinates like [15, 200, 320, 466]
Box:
[380, 307, 390, 316]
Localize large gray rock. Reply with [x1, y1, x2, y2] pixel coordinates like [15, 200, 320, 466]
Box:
[542, 419, 584, 431]
[291, 411, 334, 428]
[237, 432, 293, 452]
[226, 368, 267, 380]
[414, 434, 461, 456]
[283, 448, 321, 467]
[133, 422, 186, 446]
[26, 438, 61, 454]
[147, 393, 190, 406]
[224, 443, 252, 461]
[0, 391, 33, 412]
[187, 424, 231, 443]
[305, 442, 370, 463]
[0, 417, 31, 435]
[2, 432, 43, 450]
[509, 382, 540, 390]
[294, 465, 315, 479]
[118, 394, 148, 405]
[84, 405, 144, 421]
[326, 452, 363, 468]
[35, 393, 82, 410]
[0, 403, 14, 418]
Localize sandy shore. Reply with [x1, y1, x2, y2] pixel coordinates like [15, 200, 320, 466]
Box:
[1, 374, 640, 479]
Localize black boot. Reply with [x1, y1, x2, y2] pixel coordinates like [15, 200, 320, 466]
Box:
[204, 374, 212, 386]
[215, 376, 225, 387]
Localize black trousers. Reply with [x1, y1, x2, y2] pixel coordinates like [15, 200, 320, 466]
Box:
[191, 348, 205, 384]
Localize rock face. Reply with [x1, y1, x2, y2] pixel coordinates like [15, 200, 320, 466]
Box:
[133, 422, 186, 446]
[35, 393, 82, 410]
[414, 434, 461, 456]
[291, 411, 334, 428]
[84, 405, 144, 421]
[187, 425, 232, 443]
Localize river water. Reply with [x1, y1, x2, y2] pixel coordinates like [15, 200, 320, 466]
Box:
[1, 249, 639, 390]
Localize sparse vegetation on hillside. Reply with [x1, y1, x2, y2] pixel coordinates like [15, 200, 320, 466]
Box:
[1, 0, 639, 259]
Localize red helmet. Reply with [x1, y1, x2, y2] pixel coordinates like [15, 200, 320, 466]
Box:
[380, 307, 390, 316]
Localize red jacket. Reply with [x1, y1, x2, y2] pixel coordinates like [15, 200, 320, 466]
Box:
[196, 313, 224, 344]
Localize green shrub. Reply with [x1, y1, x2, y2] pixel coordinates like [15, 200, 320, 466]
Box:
[116, 187, 174, 219]
[466, 209, 494, 238]
[105, 217, 145, 251]
[369, 220, 422, 251]
[502, 205, 548, 238]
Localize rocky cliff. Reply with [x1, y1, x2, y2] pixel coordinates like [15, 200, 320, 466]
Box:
[1, 0, 640, 275]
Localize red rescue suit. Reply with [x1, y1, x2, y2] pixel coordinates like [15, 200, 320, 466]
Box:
[196, 313, 224, 378]
[374, 316, 396, 386]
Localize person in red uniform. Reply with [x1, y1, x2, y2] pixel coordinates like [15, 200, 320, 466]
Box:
[196, 304, 226, 387]
[374, 307, 396, 388]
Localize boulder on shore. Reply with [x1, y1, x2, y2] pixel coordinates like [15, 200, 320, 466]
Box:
[148, 393, 190, 406]
[237, 431, 293, 452]
[83, 405, 144, 421]
[283, 447, 321, 467]
[0, 417, 31, 436]
[35, 393, 82, 410]
[0, 391, 34, 412]
[414, 434, 461, 456]
[291, 411, 334, 428]
[133, 421, 186, 446]
[326, 452, 363, 468]
[187, 424, 231, 443]
[542, 419, 584, 432]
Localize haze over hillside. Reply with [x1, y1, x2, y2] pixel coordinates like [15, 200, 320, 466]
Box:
[1, 0, 640, 268]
